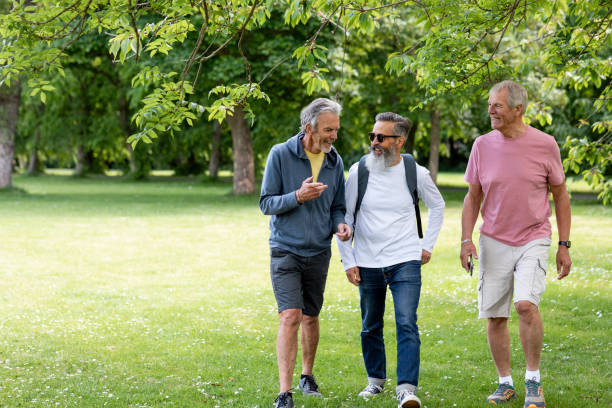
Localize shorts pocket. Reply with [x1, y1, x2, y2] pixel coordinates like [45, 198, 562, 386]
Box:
[530, 258, 547, 300]
[477, 279, 484, 311]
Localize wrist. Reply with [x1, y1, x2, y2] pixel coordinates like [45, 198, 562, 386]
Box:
[295, 190, 302, 204]
[558, 240, 571, 249]
[461, 238, 472, 244]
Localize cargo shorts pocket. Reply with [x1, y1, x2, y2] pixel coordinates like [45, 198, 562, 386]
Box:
[477, 279, 484, 311]
[530, 258, 547, 300]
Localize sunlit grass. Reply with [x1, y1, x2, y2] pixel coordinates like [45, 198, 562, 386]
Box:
[0, 174, 609, 407]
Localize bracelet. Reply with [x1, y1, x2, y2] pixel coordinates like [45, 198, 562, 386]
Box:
[461, 239, 472, 244]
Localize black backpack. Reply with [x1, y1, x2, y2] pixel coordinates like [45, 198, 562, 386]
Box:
[355, 153, 423, 238]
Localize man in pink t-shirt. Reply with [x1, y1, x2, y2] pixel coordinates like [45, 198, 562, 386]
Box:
[460, 81, 572, 408]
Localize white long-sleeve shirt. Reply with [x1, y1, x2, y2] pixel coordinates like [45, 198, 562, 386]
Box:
[337, 160, 445, 269]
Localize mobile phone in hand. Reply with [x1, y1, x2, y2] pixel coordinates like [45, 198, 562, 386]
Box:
[468, 254, 473, 276]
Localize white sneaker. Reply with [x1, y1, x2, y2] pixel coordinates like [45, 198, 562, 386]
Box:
[358, 383, 383, 398]
[397, 389, 421, 408]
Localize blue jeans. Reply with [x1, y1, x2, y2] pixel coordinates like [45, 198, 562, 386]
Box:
[359, 261, 421, 386]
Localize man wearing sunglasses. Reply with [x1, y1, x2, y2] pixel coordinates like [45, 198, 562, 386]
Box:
[337, 112, 445, 408]
[260, 98, 352, 408]
[460, 81, 571, 408]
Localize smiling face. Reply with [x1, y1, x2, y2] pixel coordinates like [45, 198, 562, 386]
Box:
[370, 121, 403, 166]
[304, 111, 340, 154]
[488, 87, 523, 135]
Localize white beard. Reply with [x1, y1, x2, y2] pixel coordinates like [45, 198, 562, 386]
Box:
[364, 152, 387, 172]
[365, 145, 397, 172]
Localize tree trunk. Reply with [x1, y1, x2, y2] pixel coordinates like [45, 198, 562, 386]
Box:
[209, 120, 222, 180]
[127, 144, 137, 173]
[225, 106, 255, 194]
[428, 108, 441, 183]
[118, 93, 138, 174]
[0, 82, 20, 188]
[26, 131, 41, 175]
[74, 144, 86, 176]
[26, 103, 44, 175]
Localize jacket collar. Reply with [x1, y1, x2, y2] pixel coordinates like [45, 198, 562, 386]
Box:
[287, 131, 339, 168]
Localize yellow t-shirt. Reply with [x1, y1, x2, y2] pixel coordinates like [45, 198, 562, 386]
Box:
[305, 150, 325, 182]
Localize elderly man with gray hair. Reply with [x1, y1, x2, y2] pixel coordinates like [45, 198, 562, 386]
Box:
[460, 80, 572, 408]
[260, 97, 352, 408]
[337, 112, 445, 407]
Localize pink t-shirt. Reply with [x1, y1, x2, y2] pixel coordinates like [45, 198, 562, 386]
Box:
[465, 125, 565, 246]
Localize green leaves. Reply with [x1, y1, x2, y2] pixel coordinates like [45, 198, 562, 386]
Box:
[128, 80, 204, 148]
[292, 41, 330, 94]
[27, 78, 55, 104]
[207, 83, 270, 124]
[563, 135, 611, 204]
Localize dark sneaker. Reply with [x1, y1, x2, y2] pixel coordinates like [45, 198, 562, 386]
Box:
[524, 379, 546, 408]
[487, 383, 516, 404]
[358, 383, 383, 398]
[298, 374, 322, 396]
[397, 389, 421, 408]
[274, 391, 294, 408]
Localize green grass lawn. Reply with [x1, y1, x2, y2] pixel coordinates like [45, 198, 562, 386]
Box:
[0, 174, 610, 407]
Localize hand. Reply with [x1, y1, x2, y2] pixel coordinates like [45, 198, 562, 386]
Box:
[556, 246, 572, 280]
[295, 176, 328, 203]
[421, 250, 432, 265]
[460, 240, 478, 273]
[336, 223, 352, 241]
[345, 266, 360, 286]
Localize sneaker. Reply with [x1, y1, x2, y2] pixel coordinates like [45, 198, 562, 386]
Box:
[358, 383, 383, 398]
[274, 391, 294, 408]
[524, 379, 546, 408]
[397, 389, 421, 408]
[487, 383, 516, 404]
[298, 374, 322, 396]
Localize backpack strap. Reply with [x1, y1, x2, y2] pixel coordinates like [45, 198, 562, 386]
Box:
[355, 156, 369, 218]
[401, 154, 423, 239]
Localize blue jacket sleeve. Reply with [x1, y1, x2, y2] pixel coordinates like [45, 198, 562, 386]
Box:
[259, 145, 300, 215]
[329, 157, 347, 232]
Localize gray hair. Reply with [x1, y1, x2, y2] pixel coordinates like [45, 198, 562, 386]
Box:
[300, 98, 342, 132]
[490, 80, 528, 114]
[375, 112, 412, 138]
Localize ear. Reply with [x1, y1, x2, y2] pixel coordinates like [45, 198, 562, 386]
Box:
[304, 123, 313, 136]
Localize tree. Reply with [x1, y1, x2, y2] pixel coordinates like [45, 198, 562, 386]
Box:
[0, 0, 20, 188]
[0, 80, 19, 188]
[1, 0, 609, 200]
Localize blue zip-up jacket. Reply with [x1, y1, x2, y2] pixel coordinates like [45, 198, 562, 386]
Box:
[259, 132, 346, 256]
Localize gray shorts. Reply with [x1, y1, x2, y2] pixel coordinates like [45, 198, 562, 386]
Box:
[478, 235, 551, 318]
[270, 247, 331, 316]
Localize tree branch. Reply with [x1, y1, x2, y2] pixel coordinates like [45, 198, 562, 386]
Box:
[460, 0, 521, 83]
[127, 0, 141, 63]
[18, 0, 83, 25]
[566, 8, 612, 65]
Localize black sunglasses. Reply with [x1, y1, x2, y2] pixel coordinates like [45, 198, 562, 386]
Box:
[368, 132, 401, 143]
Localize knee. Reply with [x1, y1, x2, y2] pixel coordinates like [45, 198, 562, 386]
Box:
[515, 300, 538, 317]
[487, 317, 508, 331]
[279, 308, 302, 329]
[396, 313, 418, 333]
[301, 314, 318, 329]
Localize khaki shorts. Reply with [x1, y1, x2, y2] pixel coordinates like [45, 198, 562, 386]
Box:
[477, 235, 551, 318]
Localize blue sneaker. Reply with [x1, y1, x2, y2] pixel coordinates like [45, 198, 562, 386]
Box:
[487, 383, 516, 404]
[298, 374, 322, 396]
[524, 379, 546, 408]
[274, 391, 294, 408]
